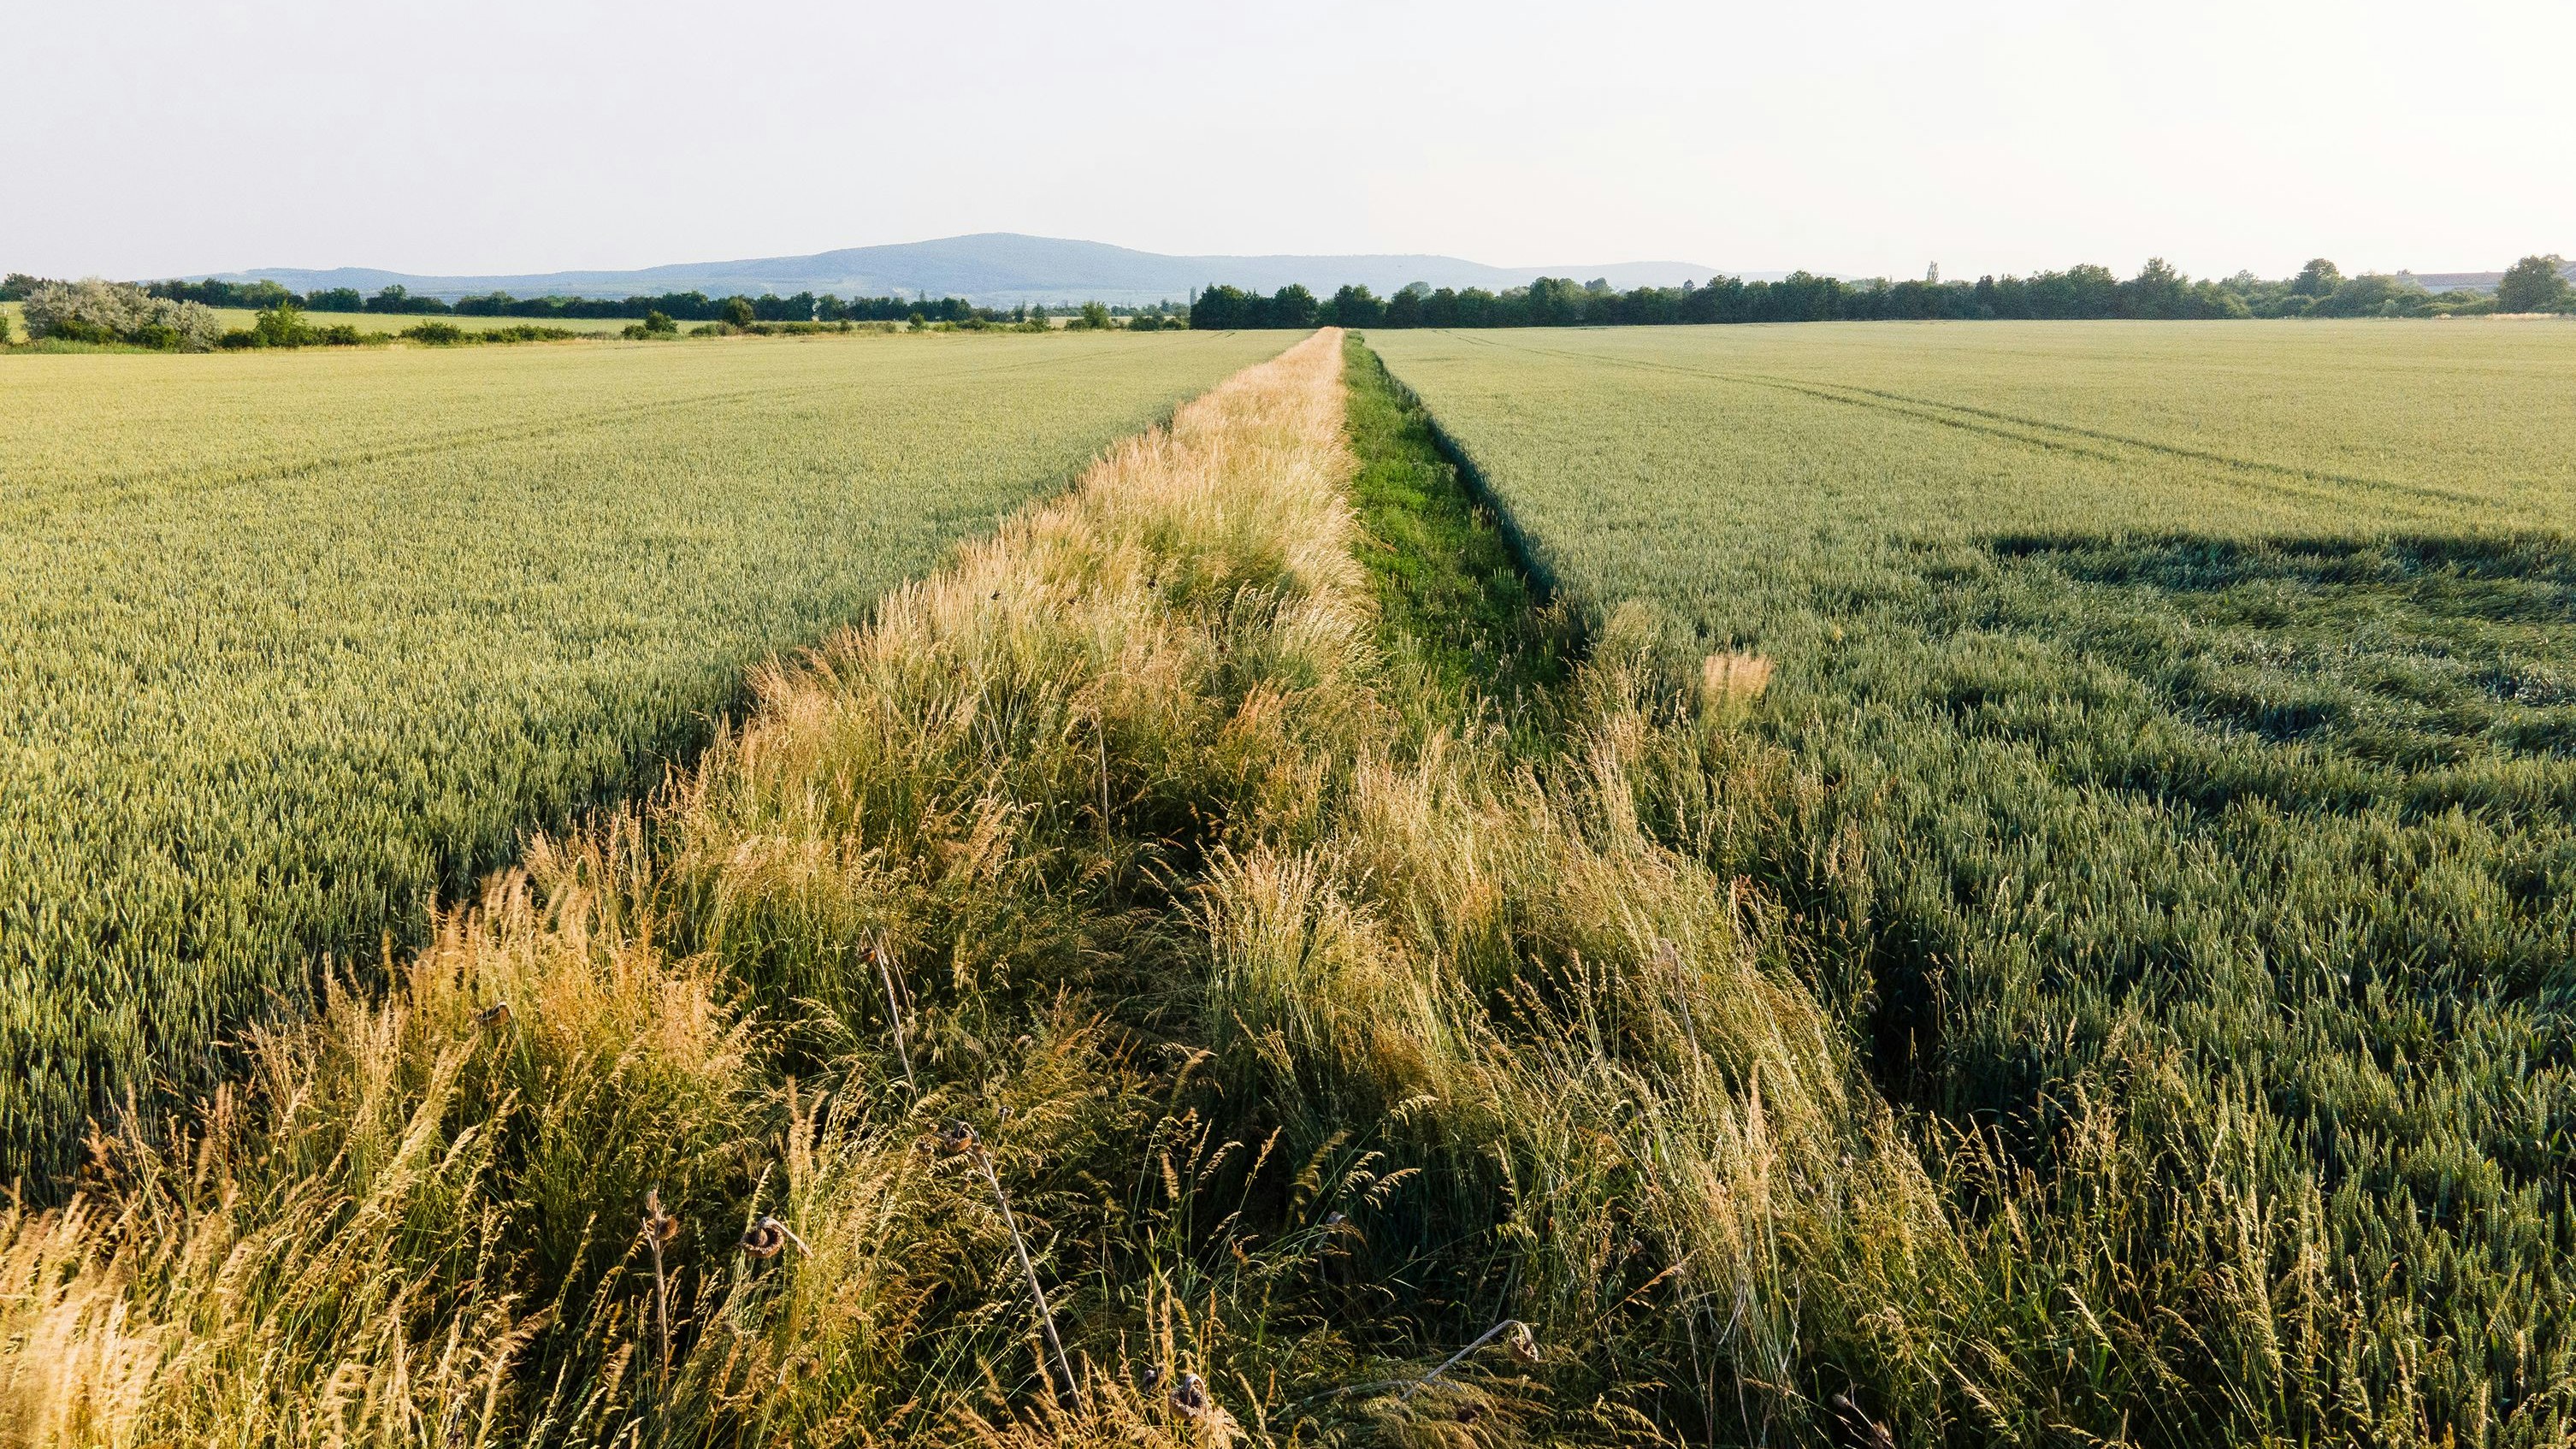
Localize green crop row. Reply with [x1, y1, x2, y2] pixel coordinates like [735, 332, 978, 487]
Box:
[1371, 321, 2576, 1446]
[0, 329, 1286, 1184]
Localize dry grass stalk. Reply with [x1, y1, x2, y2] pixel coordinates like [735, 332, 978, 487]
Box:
[1396, 1318, 1539, 1401]
[1699, 649, 1772, 713]
[641, 1186, 678, 1381]
[944, 1121, 1078, 1408]
[866, 937, 917, 1095]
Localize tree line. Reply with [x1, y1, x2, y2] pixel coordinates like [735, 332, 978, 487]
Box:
[446, 290, 1005, 324]
[0, 272, 1208, 328]
[0, 273, 1030, 325]
[12, 254, 2564, 340]
[1192, 255, 2574, 329]
[0, 272, 1202, 350]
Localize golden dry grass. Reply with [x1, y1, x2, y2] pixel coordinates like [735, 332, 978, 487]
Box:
[0, 332, 1380, 1445]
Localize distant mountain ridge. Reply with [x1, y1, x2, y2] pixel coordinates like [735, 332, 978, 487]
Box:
[223, 233, 1729, 307]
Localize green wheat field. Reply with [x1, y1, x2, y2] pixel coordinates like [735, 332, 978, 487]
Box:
[4, 319, 2574, 1446]
[1371, 319, 2576, 1443]
[0, 329, 1285, 1181]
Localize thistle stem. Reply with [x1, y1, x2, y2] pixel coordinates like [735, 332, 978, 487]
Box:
[975, 1146, 1078, 1407]
[1397, 1319, 1520, 1402]
[648, 1235, 671, 1383]
[874, 943, 917, 1095]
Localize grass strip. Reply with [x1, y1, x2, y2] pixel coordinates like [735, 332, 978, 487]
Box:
[1339, 334, 1569, 740]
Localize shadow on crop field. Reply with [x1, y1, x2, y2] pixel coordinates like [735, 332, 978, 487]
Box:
[1981, 529, 2576, 763]
[1805, 525, 2576, 1064]
[1759, 522, 2576, 1414]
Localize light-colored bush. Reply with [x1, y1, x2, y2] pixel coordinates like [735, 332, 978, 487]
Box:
[21, 278, 219, 351]
[142, 296, 222, 351]
[23, 278, 146, 340]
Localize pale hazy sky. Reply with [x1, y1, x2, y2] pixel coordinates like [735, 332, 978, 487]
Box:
[9, 0, 2571, 283]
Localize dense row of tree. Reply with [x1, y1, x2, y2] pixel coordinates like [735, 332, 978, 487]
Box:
[1, 272, 1191, 348]
[100, 279, 1189, 326]
[0, 273, 1025, 325]
[447, 290, 1007, 323]
[1188, 284, 1324, 329]
[5, 279, 595, 352]
[1194, 256, 2574, 330]
[12, 255, 2566, 341]
[1194, 266, 2243, 330]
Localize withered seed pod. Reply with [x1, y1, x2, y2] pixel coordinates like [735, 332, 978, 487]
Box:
[741, 1215, 790, 1257]
[640, 1189, 678, 1246]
